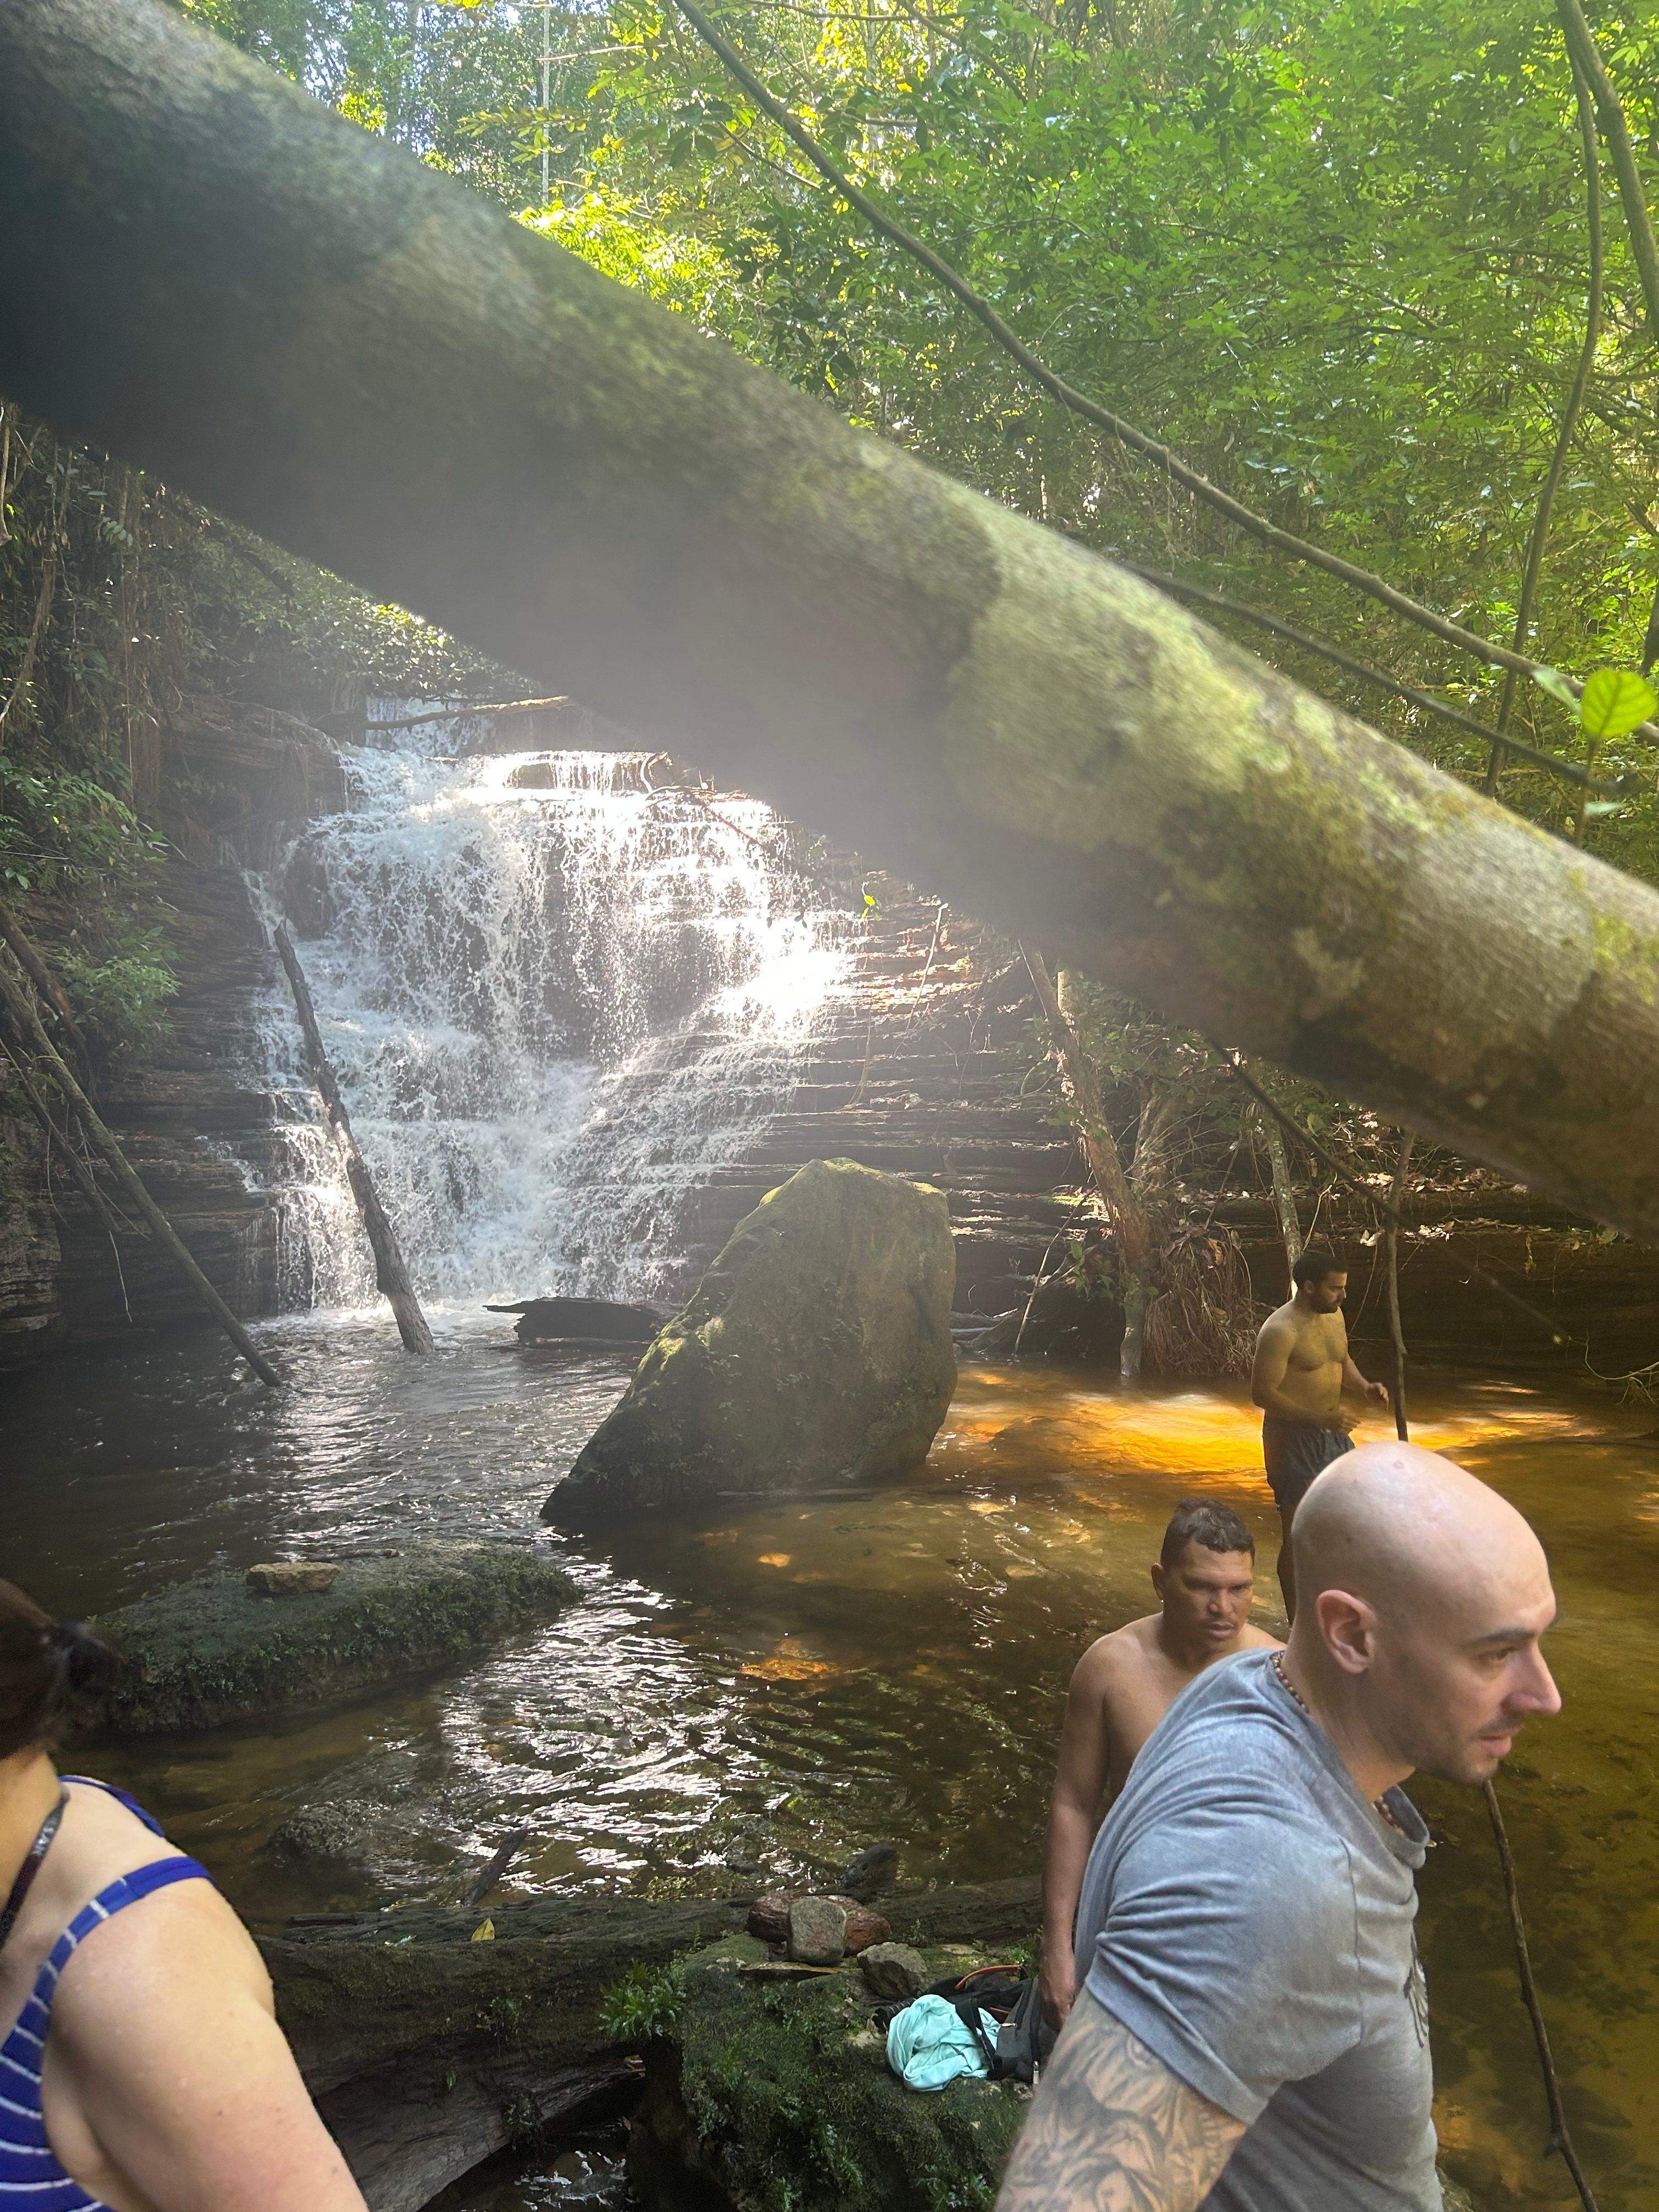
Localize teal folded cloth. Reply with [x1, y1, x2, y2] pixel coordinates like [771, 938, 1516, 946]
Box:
[885, 1994, 997, 2091]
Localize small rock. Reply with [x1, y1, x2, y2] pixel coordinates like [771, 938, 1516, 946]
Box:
[246, 1561, 340, 1597]
[839, 1842, 900, 1901]
[268, 1797, 385, 1864]
[746, 1892, 792, 1945]
[787, 1895, 848, 1966]
[858, 1942, 929, 2001]
[843, 1904, 891, 1955]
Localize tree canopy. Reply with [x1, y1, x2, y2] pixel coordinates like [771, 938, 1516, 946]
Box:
[167, 0, 1659, 866]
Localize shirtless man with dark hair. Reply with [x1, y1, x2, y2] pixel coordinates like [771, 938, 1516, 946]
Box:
[1251, 1247, 1389, 1620]
[1039, 1502, 1279, 2030]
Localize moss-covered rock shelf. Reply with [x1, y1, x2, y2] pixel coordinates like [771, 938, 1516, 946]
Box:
[93, 1541, 578, 1733]
[630, 1934, 1029, 2212]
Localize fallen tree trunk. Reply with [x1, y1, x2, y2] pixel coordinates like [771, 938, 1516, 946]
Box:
[5, 0, 1659, 1238]
[262, 1880, 1040, 2211]
[274, 926, 432, 1355]
[0, 896, 88, 1068]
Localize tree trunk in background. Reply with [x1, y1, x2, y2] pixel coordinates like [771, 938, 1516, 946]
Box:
[274, 927, 433, 1356]
[1259, 1108, 1303, 1290]
[7, 0, 1659, 1242]
[1024, 950, 1155, 1378]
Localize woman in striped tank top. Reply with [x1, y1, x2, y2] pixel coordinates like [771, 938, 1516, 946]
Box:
[0, 1581, 366, 2212]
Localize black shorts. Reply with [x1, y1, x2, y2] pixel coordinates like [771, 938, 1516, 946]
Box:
[1261, 1418, 1354, 1515]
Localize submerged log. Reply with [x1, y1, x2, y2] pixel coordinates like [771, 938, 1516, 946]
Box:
[262, 1879, 1040, 2212]
[7, 1, 1659, 1242]
[483, 1295, 663, 1347]
[274, 926, 432, 1356]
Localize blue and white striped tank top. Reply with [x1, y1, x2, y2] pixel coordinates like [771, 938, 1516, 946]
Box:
[0, 1780, 211, 2211]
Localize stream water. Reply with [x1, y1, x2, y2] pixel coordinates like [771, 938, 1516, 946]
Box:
[4, 738, 1655, 2211]
[3, 1332, 1655, 2211]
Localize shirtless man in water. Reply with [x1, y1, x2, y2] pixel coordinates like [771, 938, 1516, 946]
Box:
[1040, 1502, 1278, 2029]
[1252, 1245, 1390, 1620]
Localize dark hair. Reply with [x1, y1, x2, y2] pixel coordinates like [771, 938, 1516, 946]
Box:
[1291, 1245, 1345, 1289]
[1160, 1500, 1255, 1568]
[0, 1582, 119, 1759]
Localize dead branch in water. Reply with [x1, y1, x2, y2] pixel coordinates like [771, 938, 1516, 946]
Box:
[1483, 1781, 1601, 2212]
[273, 926, 433, 1356]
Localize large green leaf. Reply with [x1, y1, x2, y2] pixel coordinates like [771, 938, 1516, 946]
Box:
[1579, 668, 1657, 742]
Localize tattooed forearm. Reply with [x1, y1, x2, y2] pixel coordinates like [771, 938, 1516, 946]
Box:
[995, 1988, 1245, 2212]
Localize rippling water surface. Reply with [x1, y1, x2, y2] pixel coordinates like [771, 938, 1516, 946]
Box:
[5, 1313, 1656, 2210]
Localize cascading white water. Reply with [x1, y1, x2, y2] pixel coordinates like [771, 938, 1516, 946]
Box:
[245, 734, 856, 1312]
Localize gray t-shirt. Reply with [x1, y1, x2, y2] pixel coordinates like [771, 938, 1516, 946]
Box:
[1074, 1649, 1438, 2212]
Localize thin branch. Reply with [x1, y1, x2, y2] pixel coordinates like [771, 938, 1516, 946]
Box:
[1555, 0, 1659, 342]
[1483, 1781, 1602, 2212]
[1485, 60, 1604, 794]
[332, 694, 568, 734]
[1383, 1130, 1413, 1441]
[667, 0, 1659, 740]
[1126, 565, 1633, 796]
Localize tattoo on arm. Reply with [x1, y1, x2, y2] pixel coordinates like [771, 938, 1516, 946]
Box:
[996, 1988, 1245, 2212]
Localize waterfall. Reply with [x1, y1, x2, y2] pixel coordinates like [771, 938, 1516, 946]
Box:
[244, 732, 856, 1313]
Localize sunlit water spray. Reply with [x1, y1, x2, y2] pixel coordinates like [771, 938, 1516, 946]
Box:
[241, 736, 855, 1310]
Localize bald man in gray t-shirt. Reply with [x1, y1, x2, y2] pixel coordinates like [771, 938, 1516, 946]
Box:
[1071, 1650, 1436, 2209]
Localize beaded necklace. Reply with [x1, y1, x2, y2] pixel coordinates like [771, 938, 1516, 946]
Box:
[1271, 1653, 1402, 1833]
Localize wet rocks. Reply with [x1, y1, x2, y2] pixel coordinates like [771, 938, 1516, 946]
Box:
[838, 1842, 900, 1901]
[268, 1796, 391, 1867]
[545, 1159, 957, 1528]
[787, 1896, 848, 1966]
[247, 1561, 340, 1597]
[93, 1541, 578, 1733]
[746, 1893, 890, 1954]
[857, 1943, 929, 2001]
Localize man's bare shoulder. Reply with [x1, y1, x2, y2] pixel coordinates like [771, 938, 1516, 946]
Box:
[1238, 1623, 1283, 1651]
[1070, 1614, 1162, 1688]
[1254, 1300, 1298, 1347]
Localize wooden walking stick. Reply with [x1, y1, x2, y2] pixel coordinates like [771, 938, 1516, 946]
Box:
[0, 951, 280, 1387]
[273, 926, 433, 1355]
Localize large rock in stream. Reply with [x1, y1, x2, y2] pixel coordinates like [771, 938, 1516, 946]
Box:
[92, 1541, 577, 1734]
[545, 1159, 956, 1528]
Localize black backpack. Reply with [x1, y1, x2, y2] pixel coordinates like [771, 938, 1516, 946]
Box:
[924, 1963, 1051, 2086]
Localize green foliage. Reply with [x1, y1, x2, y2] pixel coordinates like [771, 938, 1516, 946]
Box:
[599, 1957, 687, 2043]
[0, 761, 165, 896]
[57, 943, 180, 1059]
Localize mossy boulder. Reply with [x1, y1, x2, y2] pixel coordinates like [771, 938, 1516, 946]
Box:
[546, 1160, 956, 1528]
[93, 1541, 578, 1734]
[629, 1937, 1029, 2212]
